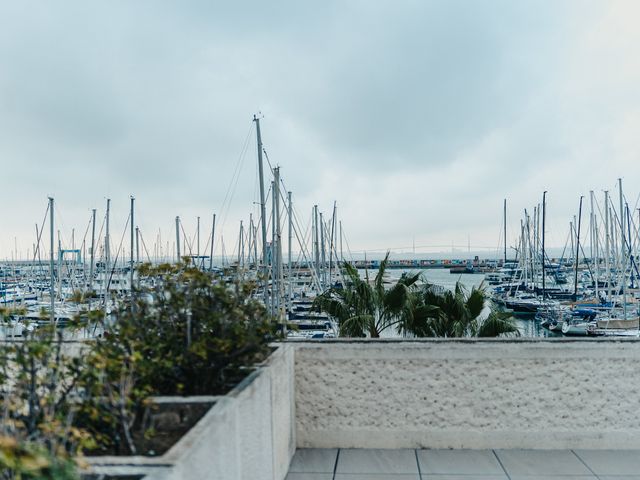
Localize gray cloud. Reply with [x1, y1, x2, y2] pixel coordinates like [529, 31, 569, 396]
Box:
[0, 0, 638, 258]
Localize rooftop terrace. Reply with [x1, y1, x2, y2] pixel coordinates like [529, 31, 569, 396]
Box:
[88, 339, 640, 479]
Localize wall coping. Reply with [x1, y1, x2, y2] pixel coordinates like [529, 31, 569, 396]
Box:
[286, 337, 640, 344]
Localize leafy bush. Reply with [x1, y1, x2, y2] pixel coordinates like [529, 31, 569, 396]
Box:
[0, 322, 91, 480]
[1, 264, 275, 459]
[0, 436, 79, 480]
[115, 263, 274, 395]
[76, 263, 275, 454]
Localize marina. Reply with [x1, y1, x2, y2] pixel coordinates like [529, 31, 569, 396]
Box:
[3, 2, 640, 478]
[1, 122, 640, 341]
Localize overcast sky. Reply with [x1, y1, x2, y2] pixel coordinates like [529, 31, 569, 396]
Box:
[1, 0, 640, 260]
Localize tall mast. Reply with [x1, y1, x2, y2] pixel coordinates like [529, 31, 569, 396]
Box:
[49, 197, 55, 324]
[105, 198, 111, 300]
[130, 196, 135, 295]
[287, 191, 293, 313]
[105, 198, 110, 272]
[313, 205, 320, 285]
[590, 191, 598, 300]
[533, 206, 538, 274]
[209, 213, 216, 270]
[627, 204, 635, 289]
[503, 199, 507, 264]
[270, 180, 276, 314]
[254, 115, 269, 300]
[520, 219, 526, 285]
[525, 211, 533, 287]
[573, 196, 583, 301]
[273, 167, 282, 320]
[135, 227, 140, 264]
[329, 202, 336, 287]
[248, 213, 254, 266]
[604, 191, 611, 301]
[238, 220, 244, 268]
[320, 212, 326, 289]
[197, 216, 201, 266]
[542, 192, 546, 299]
[175, 216, 181, 263]
[89, 208, 96, 290]
[253, 224, 258, 271]
[619, 178, 627, 319]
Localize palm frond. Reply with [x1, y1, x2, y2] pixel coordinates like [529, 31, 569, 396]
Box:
[465, 286, 486, 320]
[477, 312, 520, 337]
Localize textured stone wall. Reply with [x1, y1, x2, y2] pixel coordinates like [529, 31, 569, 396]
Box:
[294, 340, 640, 449]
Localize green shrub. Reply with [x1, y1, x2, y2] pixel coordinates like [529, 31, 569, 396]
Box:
[76, 264, 275, 454]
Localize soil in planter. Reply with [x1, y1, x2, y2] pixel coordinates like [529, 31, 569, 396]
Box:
[86, 400, 214, 457]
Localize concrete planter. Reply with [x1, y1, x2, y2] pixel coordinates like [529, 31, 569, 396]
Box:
[86, 344, 295, 480]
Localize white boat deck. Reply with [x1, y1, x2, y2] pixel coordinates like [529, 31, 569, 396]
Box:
[287, 448, 640, 479]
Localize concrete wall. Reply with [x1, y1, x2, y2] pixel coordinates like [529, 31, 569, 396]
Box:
[166, 344, 296, 480]
[87, 344, 296, 480]
[294, 339, 640, 450]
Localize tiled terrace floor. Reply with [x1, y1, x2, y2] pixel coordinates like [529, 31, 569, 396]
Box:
[286, 449, 640, 480]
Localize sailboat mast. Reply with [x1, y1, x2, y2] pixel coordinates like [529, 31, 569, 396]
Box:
[287, 191, 293, 312]
[175, 216, 181, 262]
[619, 178, 627, 319]
[270, 180, 276, 314]
[329, 202, 336, 287]
[590, 191, 598, 300]
[209, 213, 216, 270]
[253, 224, 258, 270]
[313, 205, 320, 286]
[573, 196, 583, 301]
[89, 208, 96, 290]
[49, 197, 55, 324]
[274, 167, 282, 320]
[130, 196, 135, 295]
[254, 115, 269, 300]
[135, 227, 140, 264]
[105, 198, 111, 301]
[238, 220, 244, 268]
[503, 199, 507, 264]
[604, 191, 611, 301]
[542, 192, 546, 299]
[320, 212, 326, 289]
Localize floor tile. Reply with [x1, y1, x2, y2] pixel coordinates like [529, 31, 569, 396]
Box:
[286, 474, 333, 480]
[417, 449, 504, 475]
[289, 449, 338, 473]
[509, 475, 598, 480]
[421, 476, 508, 480]
[495, 450, 592, 476]
[599, 477, 640, 480]
[509, 476, 596, 480]
[574, 449, 640, 475]
[337, 449, 419, 474]
[335, 475, 419, 480]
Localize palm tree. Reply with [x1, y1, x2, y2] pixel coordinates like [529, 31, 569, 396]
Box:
[406, 281, 519, 338]
[312, 252, 421, 337]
